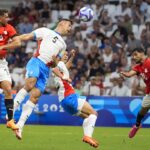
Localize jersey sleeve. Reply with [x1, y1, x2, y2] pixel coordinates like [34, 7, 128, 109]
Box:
[132, 65, 140, 74]
[32, 27, 51, 40]
[8, 24, 17, 38]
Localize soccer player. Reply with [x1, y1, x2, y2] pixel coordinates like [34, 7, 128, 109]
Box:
[52, 50, 99, 148]
[0, 9, 20, 130]
[120, 47, 150, 138]
[0, 19, 73, 139]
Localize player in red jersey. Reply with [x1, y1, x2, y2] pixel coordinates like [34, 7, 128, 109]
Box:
[120, 47, 150, 138]
[0, 9, 20, 130]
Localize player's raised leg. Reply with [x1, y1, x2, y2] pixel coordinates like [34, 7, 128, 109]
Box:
[14, 57, 49, 140]
[15, 87, 40, 140]
[79, 100, 99, 148]
[129, 106, 149, 138]
[13, 77, 37, 115]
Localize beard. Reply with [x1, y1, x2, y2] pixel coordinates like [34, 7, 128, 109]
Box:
[135, 59, 142, 64]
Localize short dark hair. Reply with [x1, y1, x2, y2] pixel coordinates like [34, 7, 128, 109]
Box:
[0, 9, 8, 16]
[58, 18, 73, 25]
[130, 47, 145, 55]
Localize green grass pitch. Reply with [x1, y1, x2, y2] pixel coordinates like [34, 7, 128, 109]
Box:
[0, 125, 149, 150]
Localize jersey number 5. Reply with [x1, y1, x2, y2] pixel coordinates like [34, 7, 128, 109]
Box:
[52, 36, 58, 43]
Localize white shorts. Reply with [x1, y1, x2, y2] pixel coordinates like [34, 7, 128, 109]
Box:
[0, 59, 11, 83]
[142, 95, 150, 108]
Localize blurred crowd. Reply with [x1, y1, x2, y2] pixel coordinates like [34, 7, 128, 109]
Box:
[5, 0, 150, 96]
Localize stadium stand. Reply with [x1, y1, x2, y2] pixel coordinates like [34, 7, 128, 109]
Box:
[2, 0, 150, 97]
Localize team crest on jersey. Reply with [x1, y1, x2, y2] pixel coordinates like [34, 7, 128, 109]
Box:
[145, 68, 148, 73]
[3, 31, 8, 35]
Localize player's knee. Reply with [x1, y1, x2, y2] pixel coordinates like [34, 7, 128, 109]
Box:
[88, 110, 98, 116]
[30, 89, 41, 104]
[30, 94, 40, 104]
[25, 78, 37, 91]
[89, 109, 98, 117]
[93, 111, 98, 117]
[25, 83, 35, 91]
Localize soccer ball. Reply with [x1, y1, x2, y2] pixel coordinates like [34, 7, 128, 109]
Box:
[79, 6, 94, 22]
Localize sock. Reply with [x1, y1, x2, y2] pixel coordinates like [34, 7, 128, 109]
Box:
[82, 114, 97, 137]
[17, 100, 35, 129]
[5, 99, 14, 121]
[14, 88, 28, 113]
[136, 112, 144, 127]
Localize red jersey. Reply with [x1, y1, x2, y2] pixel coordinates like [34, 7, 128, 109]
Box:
[133, 58, 150, 94]
[0, 24, 17, 58]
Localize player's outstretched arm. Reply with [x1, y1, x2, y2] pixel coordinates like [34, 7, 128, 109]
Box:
[0, 33, 34, 50]
[0, 36, 21, 50]
[16, 33, 35, 41]
[120, 70, 137, 78]
[52, 67, 72, 83]
[52, 67, 63, 79]
[66, 49, 75, 69]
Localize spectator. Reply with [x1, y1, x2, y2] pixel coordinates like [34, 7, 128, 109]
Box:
[137, 0, 148, 14]
[80, 39, 90, 55]
[127, 32, 142, 51]
[95, 74, 104, 95]
[110, 77, 131, 96]
[17, 17, 33, 34]
[99, 9, 113, 32]
[87, 45, 100, 65]
[122, 14, 132, 34]
[89, 59, 104, 77]
[28, 2, 39, 23]
[92, 0, 104, 19]
[100, 36, 111, 49]
[76, 58, 88, 77]
[73, 46, 85, 65]
[22, 0, 32, 9]
[115, 1, 132, 19]
[113, 25, 128, 43]
[132, 4, 144, 25]
[120, 56, 130, 71]
[110, 36, 119, 53]
[6, 0, 150, 95]
[80, 75, 88, 88]
[40, 2, 51, 20]
[74, 31, 83, 51]
[110, 52, 121, 72]
[102, 46, 113, 63]
[107, 72, 120, 95]
[34, 0, 44, 10]
[88, 31, 101, 47]
[74, 81, 83, 95]
[131, 76, 145, 96]
[83, 76, 100, 96]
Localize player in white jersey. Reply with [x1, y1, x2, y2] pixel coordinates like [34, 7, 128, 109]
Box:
[52, 50, 99, 148]
[0, 19, 73, 139]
